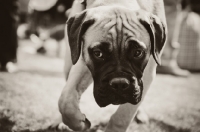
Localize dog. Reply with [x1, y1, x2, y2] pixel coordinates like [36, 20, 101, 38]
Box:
[58, 0, 167, 131]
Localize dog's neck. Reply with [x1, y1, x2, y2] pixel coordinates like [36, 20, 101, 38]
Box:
[86, 0, 141, 11]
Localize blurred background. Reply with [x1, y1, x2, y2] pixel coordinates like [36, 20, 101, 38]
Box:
[0, 0, 200, 132]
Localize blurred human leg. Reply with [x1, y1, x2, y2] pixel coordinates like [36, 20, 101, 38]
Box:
[0, 0, 19, 72]
[157, 0, 190, 77]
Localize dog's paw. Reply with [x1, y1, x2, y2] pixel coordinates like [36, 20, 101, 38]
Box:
[95, 130, 104, 132]
[47, 116, 73, 132]
[49, 122, 72, 131]
[86, 128, 104, 132]
[135, 108, 149, 124]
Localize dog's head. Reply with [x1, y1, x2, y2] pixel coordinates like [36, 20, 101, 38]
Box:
[67, 6, 166, 107]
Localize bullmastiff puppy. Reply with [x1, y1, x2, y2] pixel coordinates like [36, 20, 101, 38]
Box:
[58, 0, 167, 131]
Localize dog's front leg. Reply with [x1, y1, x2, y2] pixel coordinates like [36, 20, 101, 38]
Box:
[105, 103, 140, 132]
[59, 58, 93, 131]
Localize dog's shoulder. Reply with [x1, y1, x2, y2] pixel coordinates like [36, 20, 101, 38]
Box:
[85, 0, 166, 24]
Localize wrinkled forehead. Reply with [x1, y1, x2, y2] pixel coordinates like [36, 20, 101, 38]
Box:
[84, 9, 150, 46]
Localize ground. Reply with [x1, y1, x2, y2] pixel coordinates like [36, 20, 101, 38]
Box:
[0, 40, 200, 132]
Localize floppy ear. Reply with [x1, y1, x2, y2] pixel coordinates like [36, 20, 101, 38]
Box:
[67, 11, 95, 64]
[138, 12, 167, 65]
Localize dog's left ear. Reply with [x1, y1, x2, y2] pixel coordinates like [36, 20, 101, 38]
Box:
[67, 11, 95, 64]
[138, 11, 167, 65]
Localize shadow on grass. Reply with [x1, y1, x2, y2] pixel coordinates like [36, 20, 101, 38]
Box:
[0, 115, 97, 132]
[0, 116, 15, 132]
[0, 112, 64, 132]
[0, 114, 192, 132]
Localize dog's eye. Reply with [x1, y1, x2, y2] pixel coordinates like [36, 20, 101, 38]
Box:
[93, 50, 103, 58]
[133, 50, 144, 58]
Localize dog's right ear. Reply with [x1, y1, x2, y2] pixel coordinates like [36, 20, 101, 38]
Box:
[67, 11, 95, 64]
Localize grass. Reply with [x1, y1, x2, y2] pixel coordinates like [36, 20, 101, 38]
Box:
[0, 40, 200, 132]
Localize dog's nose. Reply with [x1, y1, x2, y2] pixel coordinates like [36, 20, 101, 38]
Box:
[109, 77, 130, 90]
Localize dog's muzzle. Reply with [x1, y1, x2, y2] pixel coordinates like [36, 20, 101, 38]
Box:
[94, 72, 143, 107]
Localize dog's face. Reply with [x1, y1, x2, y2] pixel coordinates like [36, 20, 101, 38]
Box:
[67, 6, 166, 107]
[83, 18, 151, 107]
